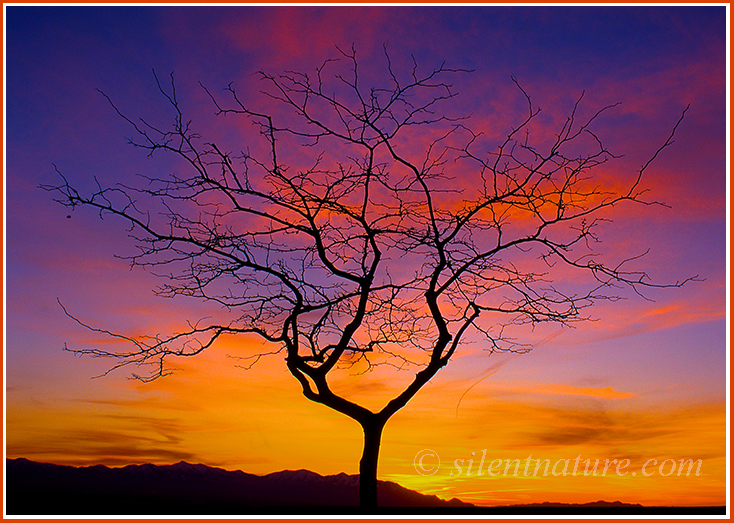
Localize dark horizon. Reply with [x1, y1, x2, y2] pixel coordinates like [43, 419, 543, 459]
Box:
[6, 458, 726, 516]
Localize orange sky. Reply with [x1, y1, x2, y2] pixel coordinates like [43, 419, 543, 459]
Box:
[6, 328, 727, 506]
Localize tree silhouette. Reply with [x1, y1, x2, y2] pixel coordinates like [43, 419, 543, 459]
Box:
[43, 47, 691, 509]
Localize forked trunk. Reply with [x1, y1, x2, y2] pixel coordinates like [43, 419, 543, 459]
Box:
[358, 419, 385, 509]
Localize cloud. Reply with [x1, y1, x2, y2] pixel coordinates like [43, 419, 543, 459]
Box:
[6, 429, 200, 467]
[520, 421, 675, 449]
[457, 379, 634, 404]
[532, 384, 633, 399]
[219, 7, 393, 70]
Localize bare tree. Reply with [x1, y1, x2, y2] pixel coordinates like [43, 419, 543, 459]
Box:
[43, 46, 691, 509]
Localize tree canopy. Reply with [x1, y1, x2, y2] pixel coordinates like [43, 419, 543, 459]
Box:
[43, 47, 691, 508]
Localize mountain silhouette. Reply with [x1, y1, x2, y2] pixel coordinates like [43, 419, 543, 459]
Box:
[5, 458, 725, 515]
[6, 458, 469, 514]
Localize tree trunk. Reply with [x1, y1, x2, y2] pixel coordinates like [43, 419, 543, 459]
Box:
[359, 419, 385, 509]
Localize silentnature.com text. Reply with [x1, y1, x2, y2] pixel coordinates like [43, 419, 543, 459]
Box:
[413, 449, 703, 478]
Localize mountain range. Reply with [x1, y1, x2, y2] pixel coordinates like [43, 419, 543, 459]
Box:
[5, 458, 725, 515]
[6, 458, 468, 515]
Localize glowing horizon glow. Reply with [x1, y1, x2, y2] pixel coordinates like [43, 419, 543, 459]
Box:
[5, 5, 727, 508]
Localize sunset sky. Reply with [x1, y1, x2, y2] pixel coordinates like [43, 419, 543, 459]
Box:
[5, 5, 728, 508]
